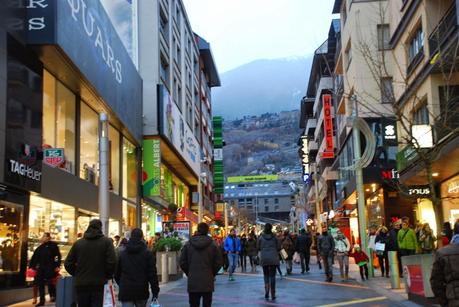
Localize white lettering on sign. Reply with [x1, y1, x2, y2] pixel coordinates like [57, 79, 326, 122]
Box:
[9, 159, 42, 181]
[448, 181, 459, 194]
[408, 188, 430, 196]
[384, 125, 396, 140]
[27, 0, 48, 30]
[67, 0, 123, 83]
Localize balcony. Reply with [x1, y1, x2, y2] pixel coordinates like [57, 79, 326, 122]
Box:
[305, 117, 317, 136]
[428, 2, 457, 58]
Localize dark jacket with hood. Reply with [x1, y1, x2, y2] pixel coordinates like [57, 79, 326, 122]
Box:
[296, 232, 312, 254]
[115, 238, 159, 301]
[245, 238, 258, 257]
[179, 235, 223, 293]
[30, 241, 61, 279]
[257, 233, 281, 266]
[64, 223, 117, 288]
[430, 235, 459, 307]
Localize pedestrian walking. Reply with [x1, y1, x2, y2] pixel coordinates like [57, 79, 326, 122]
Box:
[375, 226, 390, 277]
[29, 232, 61, 306]
[314, 232, 322, 270]
[397, 218, 418, 257]
[318, 229, 335, 282]
[349, 244, 370, 281]
[239, 234, 247, 272]
[419, 223, 436, 253]
[387, 220, 402, 275]
[245, 233, 258, 272]
[64, 219, 117, 307]
[180, 223, 223, 307]
[115, 228, 159, 307]
[333, 230, 350, 281]
[281, 230, 295, 275]
[430, 221, 459, 307]
[223, 229, 240, 281]
[295, 228, 312, 274]
[258, 223, 281, 301]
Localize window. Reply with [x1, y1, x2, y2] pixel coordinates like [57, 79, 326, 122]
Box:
[186, 100, 193, 127]
[345, 40, 352, 69]
[381, 77, 394, 103]
[413, 104, 429, 125]
[173, 77, 178, 104]
[122, 138, 137, 201]
[159, 9, 169, 41]
[408, 27, 424, 63]
[238, 199, 245, 204]
[80, 103, 99, 184]
[275, 205, 279, 211]
[247, 205, 253, 210]
[176, 44, 181, 66]
[109, 126, 120, 194]
[377, 24, 390, 50]
[177, 84, 182, 109]
[264, 198, 269, 204]
[0, 201, 23, 273]
[43, 71, 76, 174]
[160, 55, 170, 87]
[274, 198, 279, 204]
[265, 206, 269, 212]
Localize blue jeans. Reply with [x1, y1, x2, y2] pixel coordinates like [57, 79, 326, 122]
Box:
[227, 253, 238, 276]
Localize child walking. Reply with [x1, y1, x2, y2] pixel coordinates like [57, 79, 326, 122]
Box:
[349, 244, 369, 281]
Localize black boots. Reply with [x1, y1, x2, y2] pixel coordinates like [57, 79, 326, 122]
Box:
[264, 283, 270, 299]
[271, 281, 276, 300]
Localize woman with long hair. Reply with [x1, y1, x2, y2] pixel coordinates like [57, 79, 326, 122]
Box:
[258, 223, 281, 301]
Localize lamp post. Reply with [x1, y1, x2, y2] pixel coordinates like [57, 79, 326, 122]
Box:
[312, 163, 322, 234]
[98, 113, 110, 235]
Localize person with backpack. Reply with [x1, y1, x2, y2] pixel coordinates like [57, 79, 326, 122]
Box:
[295, 228, 312, 274]
[318, 229, 335, 282]
[115, 228, 159, 307]
[333, 230, 350, 281]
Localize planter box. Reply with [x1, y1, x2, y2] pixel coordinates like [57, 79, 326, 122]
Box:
[156, 251, 180, 275]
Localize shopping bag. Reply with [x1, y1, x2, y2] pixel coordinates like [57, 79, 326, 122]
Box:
[375, 242, 385, 256]
[372, 253, 380, 269]
[293, 252, 301, 264]
[150, 298, 162, 307]
[102, 280, 116, 307]
[26, 268, 36, 282]
[217, 266, 224, 274]
[280, 248, 288, 260]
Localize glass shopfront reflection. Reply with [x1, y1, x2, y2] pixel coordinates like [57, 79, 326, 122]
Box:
[0, 201, 23, 273]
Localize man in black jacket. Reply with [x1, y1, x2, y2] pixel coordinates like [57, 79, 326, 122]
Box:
[30, 232, 61, 306]
[115, 228, 159, 306]
[296, 229, 312, 274]
[318, 230, 335, 282]
[180, 223, 223, 307]
[65, 219, 116, 307]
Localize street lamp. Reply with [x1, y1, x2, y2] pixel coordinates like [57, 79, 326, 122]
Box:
[98, 113, 109, 235]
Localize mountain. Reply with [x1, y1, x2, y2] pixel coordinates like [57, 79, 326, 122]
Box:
[213, 56, 313, 120]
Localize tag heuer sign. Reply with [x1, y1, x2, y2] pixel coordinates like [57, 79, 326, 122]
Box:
[43, 148, 65, 167]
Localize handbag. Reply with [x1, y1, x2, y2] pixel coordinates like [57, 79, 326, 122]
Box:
[293, 252, 301, 264]
[372, 252, 380, 269]
[26, 268, 36, 282]
[280, 248, 288, 260]
[102, 280, 116, 307]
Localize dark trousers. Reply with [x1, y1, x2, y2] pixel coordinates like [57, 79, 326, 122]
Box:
[300, 251, 310, 272]
[248, 255, 255, 267]
[378, 254, 389, 276]
[76, 286, 104, 307]
[276, 265, 283, 276]
[189, 292, 212, 307]
[359, 264, 369, 280]
[262, 265, 276, 287]
[239, 254, 246, 271]
[35, 272, 56, 303]
[322, 254, 333, 281]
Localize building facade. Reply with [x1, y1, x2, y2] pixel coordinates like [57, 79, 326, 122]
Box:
[0, 1, 142, 302]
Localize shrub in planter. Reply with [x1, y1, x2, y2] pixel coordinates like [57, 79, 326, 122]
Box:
[155, 237, 182, 252]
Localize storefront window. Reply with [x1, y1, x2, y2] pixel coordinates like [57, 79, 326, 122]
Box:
[122, 201, 136, 233]
[416, 198, 438, 236]
[0, 201, 23, 273]
[442, 175, 459, 226]
[122, 138, 137, 201]
[43, 71, 76, 173]
[80, 103, 99, 184]
[160, 164, 190, 208]
[366, 188, 385, 227]
[109, 126, 120, 194]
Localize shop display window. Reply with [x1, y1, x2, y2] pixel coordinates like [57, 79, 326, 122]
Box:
[42, 71, 76, 173]
[77, 211, 120, 239]
[122, 201, 136, 233]
[0, 201, 23, 273]
[80, 103, 99, 184]
[109, 126, 120, 194]
[441, 175, 459, 226]
[122, 138, 137, 201]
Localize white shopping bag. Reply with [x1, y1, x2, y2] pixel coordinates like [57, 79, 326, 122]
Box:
[293, 252, 301, 264]
[150, 298, 161, 307]
[103, 280, 116, 307]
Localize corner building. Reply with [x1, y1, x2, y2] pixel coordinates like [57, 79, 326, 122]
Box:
[0, 1, 142, 303]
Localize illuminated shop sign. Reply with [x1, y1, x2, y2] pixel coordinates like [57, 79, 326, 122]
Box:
[408, 186, 431, 196]
[322, 94, 334, 159]
[448, 180, 459, 194]
[9, 159, 41, 181]
[382, 169, 400, 180]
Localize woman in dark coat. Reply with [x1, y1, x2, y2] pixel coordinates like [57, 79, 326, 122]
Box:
[246, 233, 258, 272]
[115, 228, 159, 306]
[258, 223, 281, 301]
[375, 226, 390, 277]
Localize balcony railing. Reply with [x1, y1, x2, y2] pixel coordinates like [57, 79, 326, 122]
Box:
[428, 3, 457, 57]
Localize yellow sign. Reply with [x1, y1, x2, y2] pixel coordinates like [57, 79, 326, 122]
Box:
[227, 175, 278, 183]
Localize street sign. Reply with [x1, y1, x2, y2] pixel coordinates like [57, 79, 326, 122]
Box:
[43, 148, 65, 168]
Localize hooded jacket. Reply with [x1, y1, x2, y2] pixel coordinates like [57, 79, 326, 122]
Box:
[64, 225, 116, 288]
[29, 240, 61, 279]
[257, 233, 281, 266]
[179, 235, 223, 293]
[115, 239, 159, 301]
[430, 235, 459, 307]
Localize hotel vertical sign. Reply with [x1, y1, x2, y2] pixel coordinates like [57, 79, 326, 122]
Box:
[322, 94, 334, 159]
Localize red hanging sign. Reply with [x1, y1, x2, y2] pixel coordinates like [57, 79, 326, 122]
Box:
[322, 94, 334, 158]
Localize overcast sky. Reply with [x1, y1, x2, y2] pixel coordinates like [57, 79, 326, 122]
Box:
[182, 0, 337, 73]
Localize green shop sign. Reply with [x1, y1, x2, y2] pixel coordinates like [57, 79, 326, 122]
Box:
[143, 139, 161, 197]
[396, 145, 418, 172]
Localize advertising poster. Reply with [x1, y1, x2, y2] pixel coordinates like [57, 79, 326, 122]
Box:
[405, 264, 425, 296]
[162, 221, 191, 241]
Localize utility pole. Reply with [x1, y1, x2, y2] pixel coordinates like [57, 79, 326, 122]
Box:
[350, 95, 372, 275]
[98, 113, 110, 235]
[313, 163, 322, 234]
[224, 202, 229, 236]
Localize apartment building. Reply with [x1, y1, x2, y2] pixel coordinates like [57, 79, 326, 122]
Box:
[138, 0, 221, 232]
[389, 0, 459, 231]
